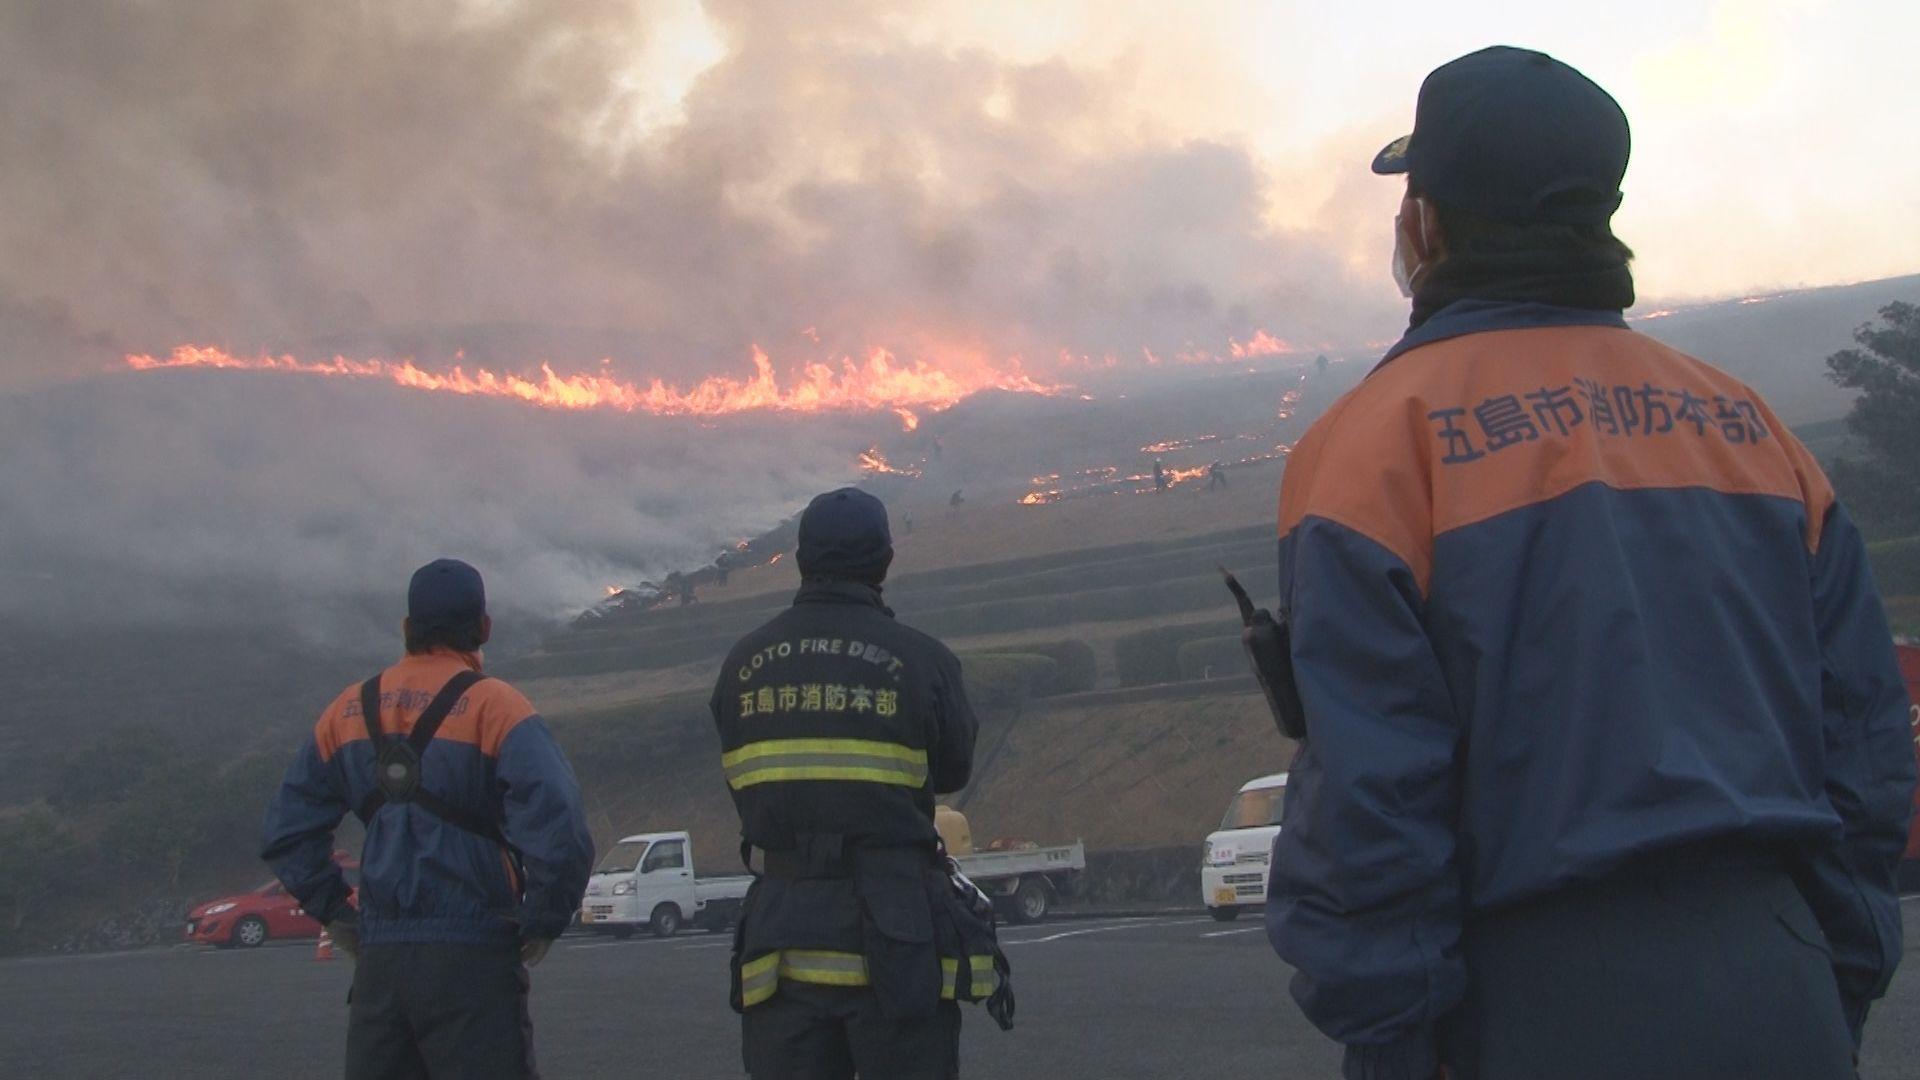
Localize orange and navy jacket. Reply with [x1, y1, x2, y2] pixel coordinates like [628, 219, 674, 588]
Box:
[1263, 301, 1916, 1074]
[260, 648, 593, 944]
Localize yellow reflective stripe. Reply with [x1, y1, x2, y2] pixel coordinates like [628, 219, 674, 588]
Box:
[721, 739, 929, 791]
[744, 949, 998, 1008]
[723, 739, 927, 766]
[779, 949, 869, 987]
[939, 955, 1001, 1000]
[740, 953, 780, 1007]
[730, 765, 925, 788]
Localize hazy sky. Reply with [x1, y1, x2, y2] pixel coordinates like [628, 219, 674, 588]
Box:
[1, 0, 1914, 391]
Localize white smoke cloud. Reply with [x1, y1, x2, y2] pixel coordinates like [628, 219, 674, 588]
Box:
[0, 371, 884, 636]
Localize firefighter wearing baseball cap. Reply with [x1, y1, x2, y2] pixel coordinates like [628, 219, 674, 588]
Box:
[1263, 47, 1914, 1079]
[713, 488, 1007, 1080]
[262, 558, 594, 1079]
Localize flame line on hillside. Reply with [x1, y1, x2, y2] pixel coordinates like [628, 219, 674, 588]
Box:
[124, 344, 1059, 419]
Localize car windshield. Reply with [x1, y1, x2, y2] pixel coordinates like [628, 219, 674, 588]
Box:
[595, 840, 650, 874]
[1219, 785, 1286, 830]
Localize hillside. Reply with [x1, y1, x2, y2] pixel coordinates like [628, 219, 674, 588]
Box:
[521, 274, 1920, 862]
[1633, 273, 1920, 424]
[5, 272, 1916, 954]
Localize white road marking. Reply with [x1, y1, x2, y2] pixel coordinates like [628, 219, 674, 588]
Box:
[1200, 926, 1264, 938]
[1002, 917, 1213, 946]
[568, 937, 673, 950]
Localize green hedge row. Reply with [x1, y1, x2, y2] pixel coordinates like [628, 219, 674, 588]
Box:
[891, 537, 1274, 618]
[960, 640, 1098, 700]
[503, 632, 738, 679]
[545, 690, 715, 785]
[1884, 596, 1919, 637]
[1113, 620, 1238, 687]
[1175, 635, 1247, 682]
[959, 653, 1061, 708]
[909, 567, 1271, 641]
[1868, 535, 1920, 599]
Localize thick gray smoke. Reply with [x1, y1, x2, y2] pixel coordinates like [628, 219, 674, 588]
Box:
[0, 0, 1400, 649]
[0, 0, 1393, 390]
[0, 371, 882, 636]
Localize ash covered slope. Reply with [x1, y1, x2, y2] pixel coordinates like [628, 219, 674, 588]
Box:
[1634, 273, 1920, 424]
[520, 274, 1920, 860]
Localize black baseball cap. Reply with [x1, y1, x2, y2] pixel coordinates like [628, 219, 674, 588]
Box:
[1372, 46, 1629, 226]
[408, 558, 486, 627]
[796, 488, 893, 582]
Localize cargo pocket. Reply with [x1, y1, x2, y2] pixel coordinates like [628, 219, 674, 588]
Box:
[857, 876, 941, 1021]
[729, 879, 762, 1014]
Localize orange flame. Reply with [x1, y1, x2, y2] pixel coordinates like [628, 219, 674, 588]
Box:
[1229, 330, 1293, 359]
[124, 344, 1058, 417]
[858, 445, 923, 478]
[894, 408, 921, 432]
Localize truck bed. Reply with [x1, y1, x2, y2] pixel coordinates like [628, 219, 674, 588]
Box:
[953, 842, 1086, 881]
[695, 876, 753, 903]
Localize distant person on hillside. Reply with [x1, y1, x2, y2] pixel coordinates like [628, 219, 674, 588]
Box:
[1207, 460, 1228, 491]
[261, 559, 594, 1080]
[1153, 458, 1168, 492]
[1263, 47, 1913, 1080]
[712, 488, 1007, 1079]
[950, 488, 964, 507]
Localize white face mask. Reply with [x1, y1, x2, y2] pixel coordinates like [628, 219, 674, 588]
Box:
[1390, 200, 1430, 299]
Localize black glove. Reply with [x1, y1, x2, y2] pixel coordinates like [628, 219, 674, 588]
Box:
[325, 911, 361, 960]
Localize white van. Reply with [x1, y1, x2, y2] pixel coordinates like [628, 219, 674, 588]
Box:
[1200, 772, 1287, 921]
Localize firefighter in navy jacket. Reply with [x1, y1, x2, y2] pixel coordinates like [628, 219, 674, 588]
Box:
[262, 559, 593, 1079]
[1265, 48, 1915, 1080]
[713, 488, 989, 1080]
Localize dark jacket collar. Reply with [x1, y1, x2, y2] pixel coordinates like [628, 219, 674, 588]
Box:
[1375, 298, 1630, 371]
[793, 578, 894, 616]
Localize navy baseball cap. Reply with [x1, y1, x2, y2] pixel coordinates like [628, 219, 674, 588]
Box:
[408, 558, 486, 627]
[1373, 46, 1629, 226]
[796, 488, 893, 581]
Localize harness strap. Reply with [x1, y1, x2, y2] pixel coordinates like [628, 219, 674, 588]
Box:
[352, 670, 491, 832]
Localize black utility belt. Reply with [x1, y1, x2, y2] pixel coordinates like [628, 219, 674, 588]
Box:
[759, 838, 935, 880]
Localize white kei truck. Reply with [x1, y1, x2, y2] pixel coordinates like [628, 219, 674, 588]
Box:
[1200, 772, 1288, 921]
[579, 831, 751, 938]
[936, 806, 1086, 924]
[581, 811, 1085, 935]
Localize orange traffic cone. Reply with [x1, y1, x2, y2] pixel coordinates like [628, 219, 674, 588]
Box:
[315, 929, 334, 961]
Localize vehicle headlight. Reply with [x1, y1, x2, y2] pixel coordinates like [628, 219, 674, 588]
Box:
[205, 903, 237, 915]
[1200, 841, 1213, 869]
[612, 880, 634, 896]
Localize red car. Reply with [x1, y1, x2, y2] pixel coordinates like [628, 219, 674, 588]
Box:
[185, 858, 358, 948]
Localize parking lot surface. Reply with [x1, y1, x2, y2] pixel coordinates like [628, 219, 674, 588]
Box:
[2, 902, 1916, 1078]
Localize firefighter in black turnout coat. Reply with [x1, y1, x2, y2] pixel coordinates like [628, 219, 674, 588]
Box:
[713, 488, 999, 1079]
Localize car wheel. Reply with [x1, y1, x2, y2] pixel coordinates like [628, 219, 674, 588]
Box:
[1208, 905, 1240, 922]
[234, 916, 270, 948]
[1009, 877, 1049, 925]
[649, 904, 682, 938]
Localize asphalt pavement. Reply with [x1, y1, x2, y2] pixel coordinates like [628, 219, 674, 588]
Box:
[2, 901, 1917, 1078]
